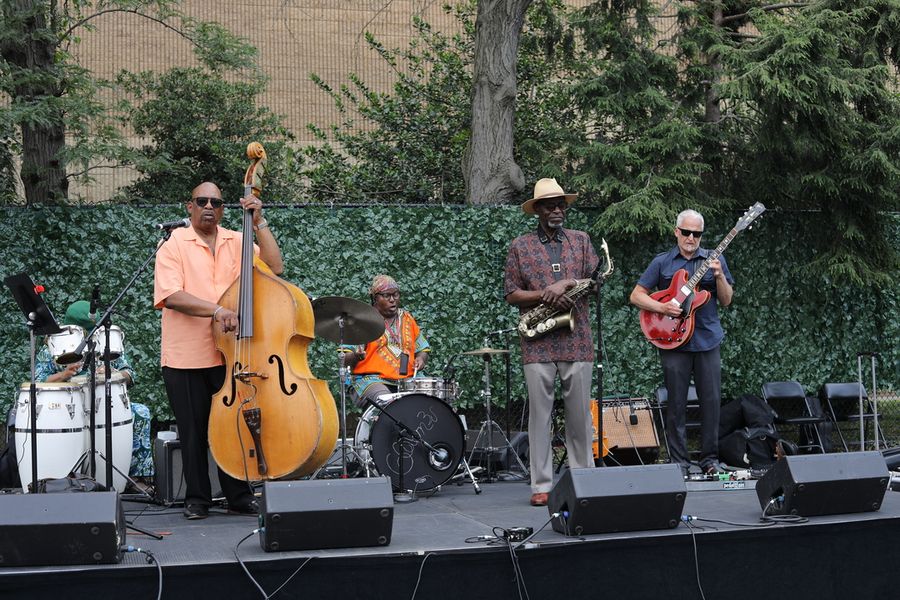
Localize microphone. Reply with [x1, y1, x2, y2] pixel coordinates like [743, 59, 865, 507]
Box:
[432, 447, 449, 462]
[154, 218, 191, 230]
[89, 284, 101, 320]
[442, 354, 458, 380]
[487, 327, 516, 337]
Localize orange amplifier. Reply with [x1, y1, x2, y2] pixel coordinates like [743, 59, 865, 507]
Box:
[591, 399, 660, 464]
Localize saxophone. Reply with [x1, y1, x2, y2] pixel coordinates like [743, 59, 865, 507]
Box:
[517, 238, 614, 340]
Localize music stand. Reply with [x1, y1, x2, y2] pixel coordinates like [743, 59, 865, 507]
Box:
[4, 273, 62, 494]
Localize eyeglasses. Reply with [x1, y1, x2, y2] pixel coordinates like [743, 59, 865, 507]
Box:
[375, 292, 400, 300]
[192, 197, 224, 209]
[678, 228, 703, 238]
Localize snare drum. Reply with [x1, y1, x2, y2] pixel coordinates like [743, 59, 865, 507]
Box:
[398, 377, 459, 402]
[92, 325, 124, 360]
[14, 383, 86, 491]
[80, 373, 133, 491]
[46, 325, 85, 365]
[355, 393, 465, 492]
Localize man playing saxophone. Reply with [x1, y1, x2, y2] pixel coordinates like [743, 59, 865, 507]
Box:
[504, 178, 600, 507]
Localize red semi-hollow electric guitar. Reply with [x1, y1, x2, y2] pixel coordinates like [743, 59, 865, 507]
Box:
[639, 203, 766, 350]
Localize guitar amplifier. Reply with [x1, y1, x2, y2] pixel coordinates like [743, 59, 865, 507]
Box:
[153, 437, 222, 505]
[592, 399, 660, 465]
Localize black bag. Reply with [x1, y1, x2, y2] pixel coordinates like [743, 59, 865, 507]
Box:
[30, 474, 107, 494]
[719, 425, 779, 469]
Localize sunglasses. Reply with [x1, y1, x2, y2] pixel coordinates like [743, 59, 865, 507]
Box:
[678, 228, 703, 238]
[537, 199, 569, 211]
[192, 197, 224, 208]
[375, 292, 401, 300]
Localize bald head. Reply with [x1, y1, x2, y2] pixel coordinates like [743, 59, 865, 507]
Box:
[191, 182, 222, 199]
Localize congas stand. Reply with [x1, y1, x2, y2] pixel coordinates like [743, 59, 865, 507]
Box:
[463, 346, 528, 483]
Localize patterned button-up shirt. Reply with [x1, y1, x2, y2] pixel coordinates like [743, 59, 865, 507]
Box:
[504, 226, 600, 364]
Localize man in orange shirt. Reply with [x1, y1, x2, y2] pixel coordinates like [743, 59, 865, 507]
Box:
[343, 275, 430, 407]
[153, 182, 284, 520]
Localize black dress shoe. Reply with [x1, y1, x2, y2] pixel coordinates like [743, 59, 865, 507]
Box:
[228, 498, 260, 515]
[184, 503, 209, 520]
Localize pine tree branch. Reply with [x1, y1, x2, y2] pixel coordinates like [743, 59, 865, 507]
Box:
[720, 3, 809, 25]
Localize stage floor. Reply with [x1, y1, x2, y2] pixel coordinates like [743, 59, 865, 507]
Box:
[2, 475, 899, 599]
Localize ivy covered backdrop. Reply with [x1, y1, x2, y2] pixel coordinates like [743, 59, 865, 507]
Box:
[1, 204, 896, 443]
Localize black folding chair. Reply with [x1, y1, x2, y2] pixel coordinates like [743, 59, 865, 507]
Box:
[819, 382, 884, 452]
[761, 381, 826, 453]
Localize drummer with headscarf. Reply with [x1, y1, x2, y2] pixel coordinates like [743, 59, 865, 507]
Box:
[342, 274, 430, 407]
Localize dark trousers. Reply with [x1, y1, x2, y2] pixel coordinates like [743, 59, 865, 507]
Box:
[162, 365, 254, 507]
[660, 346, 721, 468]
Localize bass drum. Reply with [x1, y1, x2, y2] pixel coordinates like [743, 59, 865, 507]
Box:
[355, 393, 464, 492]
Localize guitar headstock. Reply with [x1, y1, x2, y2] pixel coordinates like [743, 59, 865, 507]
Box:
[735, 202, 766, 231]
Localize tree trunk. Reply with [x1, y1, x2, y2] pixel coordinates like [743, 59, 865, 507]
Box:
[463, 0, 531, 205]
[703, 4, 723, 124]
[2, 0, 69, 204]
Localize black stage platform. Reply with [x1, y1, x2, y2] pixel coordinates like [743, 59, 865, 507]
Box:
[1, 477, 897, 600]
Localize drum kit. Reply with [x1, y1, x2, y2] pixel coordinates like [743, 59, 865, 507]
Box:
[311, 296, 524, 499]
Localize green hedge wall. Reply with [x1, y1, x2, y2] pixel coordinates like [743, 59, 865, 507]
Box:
[0, 205, 896, 423]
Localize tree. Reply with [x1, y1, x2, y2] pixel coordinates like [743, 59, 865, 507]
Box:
[117, 66, 293, 203]
[565, 0, 899, 285]
[462, 0, 532, 205]
[0, 0, 257, 205]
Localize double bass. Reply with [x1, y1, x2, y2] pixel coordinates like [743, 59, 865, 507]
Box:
[209, 142, 338, 480]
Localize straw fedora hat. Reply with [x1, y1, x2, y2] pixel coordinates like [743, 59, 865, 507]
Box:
[521, 178, 578, 214]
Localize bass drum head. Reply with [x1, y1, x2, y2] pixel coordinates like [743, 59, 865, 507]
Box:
[368, 393, 464, 492]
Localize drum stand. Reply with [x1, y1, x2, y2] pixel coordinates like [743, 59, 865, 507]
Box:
[467, 351, 528, 483]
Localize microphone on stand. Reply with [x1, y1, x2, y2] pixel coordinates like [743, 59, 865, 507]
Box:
[154, 218, 191, 230]
[442, 354, 459, 380]
[89, 284, 101, 320]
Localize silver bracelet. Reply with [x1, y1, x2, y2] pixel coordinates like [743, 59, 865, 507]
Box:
[212, 305, 224, 321]
[253, 218, 269, 232]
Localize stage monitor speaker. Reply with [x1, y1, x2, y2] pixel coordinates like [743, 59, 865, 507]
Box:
[0, 491, 124, 566]
[549, 464, 686, 536]
[259, 477, 394, 552]
[153, 437, 221, 505]
[755, 451, 889, 517]
[592, 399, 660, 466]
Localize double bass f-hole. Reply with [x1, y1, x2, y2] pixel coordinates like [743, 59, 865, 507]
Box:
[268, 354, 297, 396]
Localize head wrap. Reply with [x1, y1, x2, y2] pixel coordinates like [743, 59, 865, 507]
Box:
[370, 274, 399, 296]
[63, 300, 94, 330]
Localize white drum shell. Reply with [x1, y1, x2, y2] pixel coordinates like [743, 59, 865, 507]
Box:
[92, 325, 124, 360]
[46, 325, 84, 365]
[14, 383, 85, 492]
[80, 374, 133, 491]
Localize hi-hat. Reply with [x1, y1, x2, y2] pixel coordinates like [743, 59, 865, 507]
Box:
[461, 347, 510, 356]
[312, 296, 384, 345]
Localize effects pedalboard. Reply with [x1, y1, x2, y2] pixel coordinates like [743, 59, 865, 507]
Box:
[687, 469, 753, 482]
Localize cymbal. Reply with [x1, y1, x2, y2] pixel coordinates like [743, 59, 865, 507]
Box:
[312, 296, 385, 345]
[461, 347, 510, 356]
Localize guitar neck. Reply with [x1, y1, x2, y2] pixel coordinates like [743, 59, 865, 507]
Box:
[685, 227, 738, 291]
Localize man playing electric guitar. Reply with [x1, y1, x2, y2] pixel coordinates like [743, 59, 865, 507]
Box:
[629, 209, 734, 476]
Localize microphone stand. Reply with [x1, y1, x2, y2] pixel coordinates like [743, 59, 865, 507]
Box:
[66, 228, 177, 505]
[594, 273, 606, 467]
